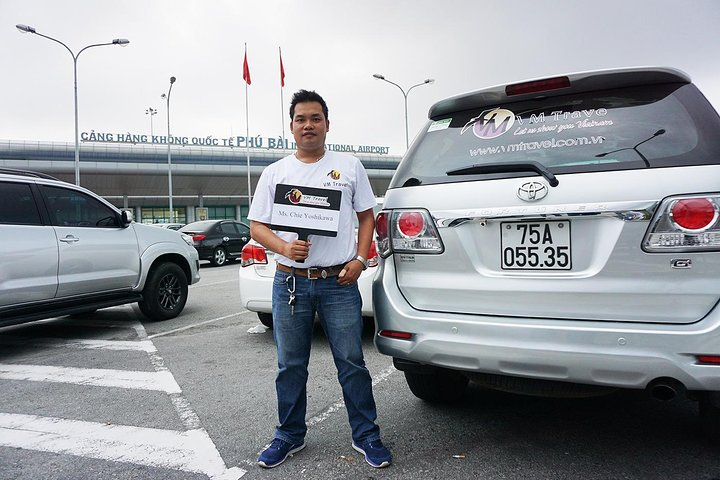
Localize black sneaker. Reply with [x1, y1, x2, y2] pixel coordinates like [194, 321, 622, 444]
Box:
[257, 438, 305, 468]
[352, 439, 392, 468]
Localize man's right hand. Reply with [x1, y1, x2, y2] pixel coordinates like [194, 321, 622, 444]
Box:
[283, 239, 310, 262]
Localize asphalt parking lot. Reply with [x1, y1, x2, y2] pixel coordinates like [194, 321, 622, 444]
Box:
[1, 262, 719, 479]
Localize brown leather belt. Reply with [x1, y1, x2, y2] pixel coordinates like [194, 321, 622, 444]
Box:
[276, 262, 347, 279]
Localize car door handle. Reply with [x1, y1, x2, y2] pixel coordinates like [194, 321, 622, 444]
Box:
[59, 235, 80, 243]
[223, 236, 230, 242]
[241, 236, 248, 242]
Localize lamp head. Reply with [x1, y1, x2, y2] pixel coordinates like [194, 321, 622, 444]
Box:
[425, 79, 435, 84]
[113, 38, 130, 46]
[170, 76, 176, 84]
[372, 74, 385, 80]
[16, 24, 36, 34]
[161, 94, 167, 100]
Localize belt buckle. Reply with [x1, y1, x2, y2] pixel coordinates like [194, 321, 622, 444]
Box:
[306, 267, 328, 280]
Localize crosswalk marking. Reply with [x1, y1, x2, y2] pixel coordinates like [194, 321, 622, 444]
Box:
[0, 314, 246, 478]
[0, 363, 182, 393]
[0, 336, 156, 352]
[0, 413, 245, 480]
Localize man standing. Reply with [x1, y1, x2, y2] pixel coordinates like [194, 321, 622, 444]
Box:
[248, 90, 391, 469]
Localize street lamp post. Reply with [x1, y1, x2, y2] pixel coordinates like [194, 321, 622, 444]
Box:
[145, 107, 158, 139]
[16, 24, 129, 186]
[161, 76, 176, 223]
[373, 74, 434, 149]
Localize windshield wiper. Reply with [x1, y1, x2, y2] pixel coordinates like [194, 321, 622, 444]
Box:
[446, 160, 559, 187]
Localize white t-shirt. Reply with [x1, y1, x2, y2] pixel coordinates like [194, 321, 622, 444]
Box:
[248, 150, 376, 267]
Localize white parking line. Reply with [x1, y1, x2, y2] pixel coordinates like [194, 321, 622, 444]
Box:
[306, 364, 396, 428]
[0, 413, 244, 480]
[190, 279, 236, 288]
[0, 316, 247, 478]
[0, 363, 182, 394]
[0, 336, 156, 352]
[147, 312, 247, 340]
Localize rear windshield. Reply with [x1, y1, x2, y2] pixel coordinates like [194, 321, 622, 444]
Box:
[391, 83, 720, 188]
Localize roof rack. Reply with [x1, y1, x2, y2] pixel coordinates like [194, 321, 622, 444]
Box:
[0, 167, 60, 181]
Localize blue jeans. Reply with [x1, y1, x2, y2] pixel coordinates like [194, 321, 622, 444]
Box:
[270, 270, 381, 445]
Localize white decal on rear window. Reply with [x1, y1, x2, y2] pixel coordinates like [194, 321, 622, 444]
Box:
[461, 108, 515, 139]
[428, 118, 452, 132]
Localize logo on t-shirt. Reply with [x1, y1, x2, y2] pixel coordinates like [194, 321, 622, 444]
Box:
[327, 169, 341, 180]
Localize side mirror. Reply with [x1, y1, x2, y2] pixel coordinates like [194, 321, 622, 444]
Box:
[121, 210, 134, 225]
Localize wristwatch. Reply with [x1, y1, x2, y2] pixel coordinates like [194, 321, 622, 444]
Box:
[354, 255, 368, 270]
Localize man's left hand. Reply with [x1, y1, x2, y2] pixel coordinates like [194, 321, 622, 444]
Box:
[337, 259, 364, 286]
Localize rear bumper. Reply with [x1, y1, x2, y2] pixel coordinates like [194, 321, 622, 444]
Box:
[372, 258, 720, 392]
[194, 245, 215, 261]
[238, 266, 273, 313]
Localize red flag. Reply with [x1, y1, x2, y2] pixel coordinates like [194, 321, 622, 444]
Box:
[279, 48, 285, 87]
[243, 48, 251, 85]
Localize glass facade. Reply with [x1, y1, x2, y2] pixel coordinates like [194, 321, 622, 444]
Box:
[207, 206, 235, 220]
[141, 207, 186, 225]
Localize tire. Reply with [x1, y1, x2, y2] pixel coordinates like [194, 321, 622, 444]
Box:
[139, 262, 188, 321]
[257, 312, 273, 329]
[404, 368, 469, 403]
[699, 392, 720, 437]
[211, 247, 227, 266]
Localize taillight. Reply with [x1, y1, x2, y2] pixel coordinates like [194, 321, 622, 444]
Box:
[191, 234, 206, 242]
[375, 208, 444, 257]
[367, 241, 379, 268]
[643, 194, 720, 252]
[669, 198, 718, 231]
[505, 76, 570, 96]
[241, 243, 268, 267]
[375, 211, 391, 257]
[397, 212, 426, 238]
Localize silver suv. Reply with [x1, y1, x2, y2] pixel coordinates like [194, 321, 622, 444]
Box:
[373, 67, 720, 435]
[0, 169, 200, 327]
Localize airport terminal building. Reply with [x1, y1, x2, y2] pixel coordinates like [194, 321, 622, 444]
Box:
[0, 137, 401, 225]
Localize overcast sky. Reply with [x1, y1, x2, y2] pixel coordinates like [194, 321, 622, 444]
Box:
[2, 0, 719, 156]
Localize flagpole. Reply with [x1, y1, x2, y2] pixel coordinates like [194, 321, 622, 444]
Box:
[244, 43, 252, 217]
[279, 47, 285, 149]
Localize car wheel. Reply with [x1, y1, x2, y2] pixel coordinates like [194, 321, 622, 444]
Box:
[211, 247, 227, 266]
[139, 262, 188, 321]
[257, 312, 273, 329]
[699, 392, 720, 437]
[404, 368, 469, 403]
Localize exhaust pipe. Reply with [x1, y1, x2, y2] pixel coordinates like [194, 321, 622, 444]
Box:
[647, 377, 686, 401]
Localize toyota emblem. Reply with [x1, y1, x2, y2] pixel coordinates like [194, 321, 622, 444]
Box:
[517, 181, 548, 202]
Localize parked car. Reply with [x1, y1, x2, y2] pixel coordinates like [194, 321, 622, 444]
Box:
[239, 200, 384, 328]
[0, 168, 200, 327]
[152, 222, 185, 230]
[239, 240, 378, 328]
[180, 219, 251, 266]
[372, 67, 720, 436]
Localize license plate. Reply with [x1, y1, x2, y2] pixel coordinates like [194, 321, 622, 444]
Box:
[500, 220, 571, 270]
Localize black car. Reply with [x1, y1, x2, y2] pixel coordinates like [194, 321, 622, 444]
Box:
[180, 220, 250, 266]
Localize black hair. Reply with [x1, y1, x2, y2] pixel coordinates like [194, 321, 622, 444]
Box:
[289, 89, 329, 120]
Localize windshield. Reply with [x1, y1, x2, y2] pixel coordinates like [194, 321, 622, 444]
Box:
[391, 83, 720, 188]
